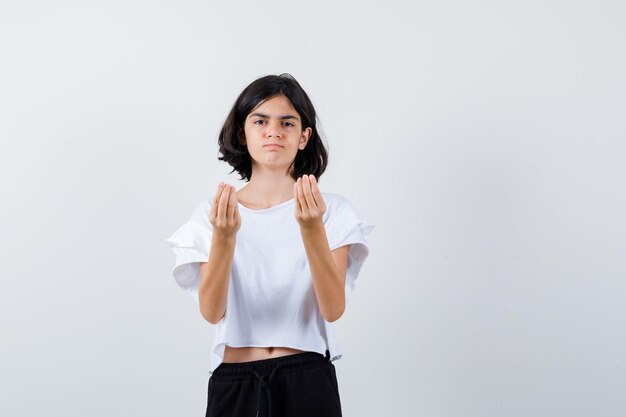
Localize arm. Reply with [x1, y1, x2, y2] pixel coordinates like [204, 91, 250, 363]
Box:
[198, 234, 235, 324]
[300, 224, 350, 322]
[198, 182, 241, 324]
[295, 174, 350, 323]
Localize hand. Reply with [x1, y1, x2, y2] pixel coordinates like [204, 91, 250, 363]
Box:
[294, 174, 326, 229]
[209, 182, 241, 239]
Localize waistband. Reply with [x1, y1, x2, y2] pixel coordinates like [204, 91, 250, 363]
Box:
[212, 349, 331, 382]
[211, 350, 331, 417]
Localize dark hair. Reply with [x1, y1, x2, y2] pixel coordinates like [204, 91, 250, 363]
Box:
[217, 73, 328, 182]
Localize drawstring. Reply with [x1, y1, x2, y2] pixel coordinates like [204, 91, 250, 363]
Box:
[252, 363, 283, 417]
[249, 350, 331, 417]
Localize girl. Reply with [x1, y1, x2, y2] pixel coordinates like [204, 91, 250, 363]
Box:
[166, 73, 375, 417]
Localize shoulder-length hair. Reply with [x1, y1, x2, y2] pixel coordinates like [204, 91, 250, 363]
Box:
[217, 73, 328, 182]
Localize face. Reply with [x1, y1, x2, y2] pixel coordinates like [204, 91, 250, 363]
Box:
[242, 94, 312, 174]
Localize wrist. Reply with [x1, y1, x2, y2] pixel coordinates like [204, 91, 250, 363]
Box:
[299, 219, 325, 233]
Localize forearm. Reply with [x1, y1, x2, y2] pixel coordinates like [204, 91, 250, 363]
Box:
[198, 233, 235, 324]
[300, 222, 345, 322]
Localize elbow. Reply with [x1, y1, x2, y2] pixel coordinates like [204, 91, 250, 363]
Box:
[324, 286, 346, 323]
[204, 314, 224, 325]
[200, 306, 225, 325]
[325, 312, 343, 323]
[325, 305, 346, 323]
[325, 315, 341, 323]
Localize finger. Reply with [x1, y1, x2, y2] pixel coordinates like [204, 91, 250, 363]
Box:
[234, 198, 241, 223]
[218, 184, 231, 221]
[302, 175, 316, 210]
[227, 185, 236, 222]
[296, 176, 308, 212]
[294, 181, 302, 214]
[293, 180, 301, 213]
[211, 182, 226, 218]
[309, 175, 325, 211]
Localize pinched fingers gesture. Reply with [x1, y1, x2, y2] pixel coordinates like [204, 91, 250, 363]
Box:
[209, 182, 241, 239]
[294, 174, 326, 229]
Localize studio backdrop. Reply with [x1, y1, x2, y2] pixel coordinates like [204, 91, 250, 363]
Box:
[1, 1, 624, 416]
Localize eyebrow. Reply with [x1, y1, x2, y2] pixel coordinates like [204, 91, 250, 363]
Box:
[248, 112, 300, 122]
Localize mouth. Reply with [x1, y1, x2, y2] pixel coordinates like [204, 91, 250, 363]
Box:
[264, 144, 283, 148]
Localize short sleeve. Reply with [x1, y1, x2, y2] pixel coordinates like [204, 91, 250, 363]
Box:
[164, 201, 213, 304]
[325, 196, 375, 305]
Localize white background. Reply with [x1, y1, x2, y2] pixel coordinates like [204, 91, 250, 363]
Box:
[1, 1, 625, 416]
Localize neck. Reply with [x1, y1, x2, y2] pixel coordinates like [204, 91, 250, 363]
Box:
[239, 166, 297, 206]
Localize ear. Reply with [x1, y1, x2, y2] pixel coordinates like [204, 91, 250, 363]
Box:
[299, 127, 312, 150]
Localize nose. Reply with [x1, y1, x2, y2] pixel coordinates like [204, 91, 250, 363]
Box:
[266, 120, 282, 138]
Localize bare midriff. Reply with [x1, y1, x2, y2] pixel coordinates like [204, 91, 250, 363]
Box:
[223, 345, 306, 363]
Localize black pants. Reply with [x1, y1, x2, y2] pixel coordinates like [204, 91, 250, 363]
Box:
[205, 350, 343, 417]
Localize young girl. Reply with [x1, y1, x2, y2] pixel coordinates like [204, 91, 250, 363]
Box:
[166, 73, 375, 417]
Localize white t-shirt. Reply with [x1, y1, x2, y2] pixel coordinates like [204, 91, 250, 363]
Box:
[165, 191, 375, 374]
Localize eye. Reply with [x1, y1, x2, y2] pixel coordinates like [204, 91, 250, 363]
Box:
[254, 120, 266, 125]
[283, 121, 295, 127]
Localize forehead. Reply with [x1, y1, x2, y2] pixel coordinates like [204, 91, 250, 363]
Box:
[247, 95, 299, 117]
